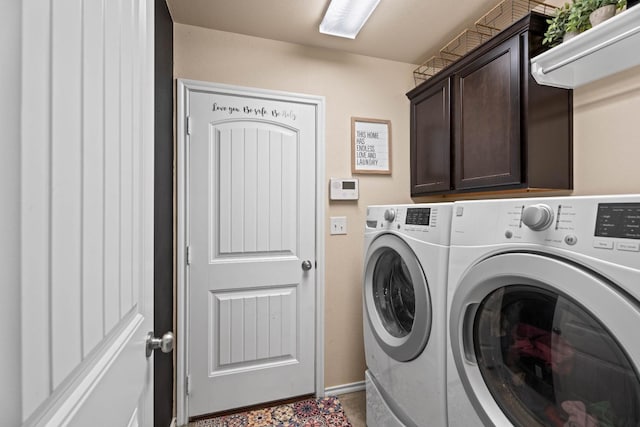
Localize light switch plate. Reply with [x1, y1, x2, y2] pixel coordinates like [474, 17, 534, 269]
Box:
[330, 216, 347, 235]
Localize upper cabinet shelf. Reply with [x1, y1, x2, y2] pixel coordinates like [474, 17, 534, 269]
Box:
[530, 6, 640, 89]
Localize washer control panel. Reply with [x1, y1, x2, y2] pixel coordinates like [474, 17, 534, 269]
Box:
[522, 204, 555, 231]
[451, 195, 640, 264]
[593, 203, 640, 252]
[504, 202, 578, 238]
[594, 203, 640, 240]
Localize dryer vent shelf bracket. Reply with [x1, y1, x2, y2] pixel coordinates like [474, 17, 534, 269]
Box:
[413, 0, 557, 86]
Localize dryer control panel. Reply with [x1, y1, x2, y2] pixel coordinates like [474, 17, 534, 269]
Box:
[405, 207, 431, 226]
[365, 203, 453, 246]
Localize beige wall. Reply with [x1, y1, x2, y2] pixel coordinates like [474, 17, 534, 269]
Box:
[175, 22, 640, 389]
[174, 23, 415, 388]
[542, 2, 640, 195]
[572, 64, 640, 195]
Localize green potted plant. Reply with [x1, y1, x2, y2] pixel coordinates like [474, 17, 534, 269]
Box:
[588, 0, 617, 26]
[565, 0, 593, 39]
[588, 0, 627, 26]
[543, 3, 572, 47]
[543, 0, 629, 48]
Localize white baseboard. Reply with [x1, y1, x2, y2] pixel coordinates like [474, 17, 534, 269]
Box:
[324, 380, 366, 396]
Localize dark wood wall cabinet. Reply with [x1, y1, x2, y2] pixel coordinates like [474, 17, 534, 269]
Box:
[407, 12, 573, 197]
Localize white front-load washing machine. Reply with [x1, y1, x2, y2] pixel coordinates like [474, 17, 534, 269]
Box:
[446, 195, 640, 427]
[363, 203, 452, 427]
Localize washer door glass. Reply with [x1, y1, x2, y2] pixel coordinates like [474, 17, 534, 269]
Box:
[474, 285, 640, 427]
[364, 234, 431, 362]
[373, 248, 415, 337]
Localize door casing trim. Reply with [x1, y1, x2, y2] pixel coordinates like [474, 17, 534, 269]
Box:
[175, 79, 326, 425]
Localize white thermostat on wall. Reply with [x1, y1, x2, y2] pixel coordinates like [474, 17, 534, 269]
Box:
[330, 178, 359, 200]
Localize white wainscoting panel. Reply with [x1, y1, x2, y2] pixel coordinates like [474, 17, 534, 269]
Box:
[214, 125, 298, 259]
[210, 287, 298, 373]
[119, 0, 134, 316]
[21, 0, 54, 417]
[81, 0, 106, 359]
[104, 0, 124, 335]
[50, 0, 84, 390]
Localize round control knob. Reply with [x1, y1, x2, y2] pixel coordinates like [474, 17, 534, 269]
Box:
[384, 208, 396, 222]
[522, 204, 554, 231]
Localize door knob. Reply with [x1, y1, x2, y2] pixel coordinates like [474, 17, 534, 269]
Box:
[301, 260, 313, 271]
[146, 331, 174, 358]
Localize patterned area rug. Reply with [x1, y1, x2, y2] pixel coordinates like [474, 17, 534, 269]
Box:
[193, 396, 352, 427]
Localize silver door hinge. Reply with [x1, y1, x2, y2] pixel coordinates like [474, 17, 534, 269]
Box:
[186, 246, 192, 265]
[186, 374, 191, 396]
[187, 116, 192, 135]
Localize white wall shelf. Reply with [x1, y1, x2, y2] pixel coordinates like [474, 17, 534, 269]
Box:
[530, 6, 640, 89]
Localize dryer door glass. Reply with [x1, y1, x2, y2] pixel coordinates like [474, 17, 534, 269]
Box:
[364, 234, 432, 362]
[473, 285, 640, 427]
[372, 248, 415, 337]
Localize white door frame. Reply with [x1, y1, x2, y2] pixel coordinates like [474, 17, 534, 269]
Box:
[175, 79, 325, 425]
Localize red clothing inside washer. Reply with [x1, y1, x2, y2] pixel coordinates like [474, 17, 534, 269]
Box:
[511, 323, 574, 375]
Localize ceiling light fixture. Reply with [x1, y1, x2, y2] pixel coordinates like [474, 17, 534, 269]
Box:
[319, 0, 381, 39]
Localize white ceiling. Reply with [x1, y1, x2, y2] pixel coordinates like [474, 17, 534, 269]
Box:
[165, 0, 506, 65]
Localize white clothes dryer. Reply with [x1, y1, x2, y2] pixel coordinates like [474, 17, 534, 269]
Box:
[446, 195, 640, 427]
[363, 203, 452, 427]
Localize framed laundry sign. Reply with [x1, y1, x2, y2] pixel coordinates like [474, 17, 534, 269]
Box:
[351, 117, 392, 175]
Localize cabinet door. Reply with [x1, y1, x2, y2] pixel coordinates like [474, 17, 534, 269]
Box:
[454, 35, 521, 190]
[410, 77, 451, 195]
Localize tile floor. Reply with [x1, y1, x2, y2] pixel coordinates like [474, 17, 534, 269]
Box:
[337, 390, 366, 427]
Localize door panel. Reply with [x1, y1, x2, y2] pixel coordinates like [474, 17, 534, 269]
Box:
[411, 77, 451, 194]
[454, 36, 521, 190]
[50, 0, 83, 387]
[187, 87, 319, 417]
[19, 0, 155, 424]
[211, 287, 298, 371]
[215, 125, 298, 258]
[81, 0, 107, 358]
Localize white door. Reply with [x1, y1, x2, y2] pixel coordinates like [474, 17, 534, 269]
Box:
[184, 83, 321, 417]
[16, 1, 156, 425]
